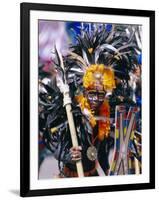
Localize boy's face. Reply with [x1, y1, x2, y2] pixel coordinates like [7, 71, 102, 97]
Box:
[86, 89, 105, 113]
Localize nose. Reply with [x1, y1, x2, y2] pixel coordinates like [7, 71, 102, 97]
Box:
[92, 95, 98, 101]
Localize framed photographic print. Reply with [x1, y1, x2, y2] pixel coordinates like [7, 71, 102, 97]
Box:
[20, 2, 155, 197]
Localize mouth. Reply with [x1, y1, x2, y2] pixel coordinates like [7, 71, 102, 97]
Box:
[90, 102, 99, 111]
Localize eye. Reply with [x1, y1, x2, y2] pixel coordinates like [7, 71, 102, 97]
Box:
[98, 94, 104, 98]
[87, 91, 96, 97]
[98, 92, 105, 100]
[87, 93, 95, 99]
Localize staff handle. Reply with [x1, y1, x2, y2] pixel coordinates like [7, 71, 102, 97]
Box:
[64, 92, 84, 177]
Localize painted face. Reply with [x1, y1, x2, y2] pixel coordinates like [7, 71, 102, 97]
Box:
[86, 89, 106, 113]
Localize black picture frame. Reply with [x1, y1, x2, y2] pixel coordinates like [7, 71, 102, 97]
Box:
[20, 2, 155, 197]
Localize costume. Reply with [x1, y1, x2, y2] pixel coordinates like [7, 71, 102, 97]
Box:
[39, 23, 142, 177]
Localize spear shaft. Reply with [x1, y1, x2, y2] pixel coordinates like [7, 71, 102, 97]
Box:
[65, 99, 84, 177]
[56, 48, 84, 177]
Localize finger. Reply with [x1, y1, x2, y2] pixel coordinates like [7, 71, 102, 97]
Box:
[77, 146, 82, 151]
[72, 157, 82, 162]
[70, 146, 82, 152]
[71, 146, 82, 151]
[71, 152, 81, 158]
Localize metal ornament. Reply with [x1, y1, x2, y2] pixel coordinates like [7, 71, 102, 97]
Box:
[87, 146, 98, 161]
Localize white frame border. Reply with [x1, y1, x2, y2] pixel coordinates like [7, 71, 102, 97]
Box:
[30, 10, 150, 190]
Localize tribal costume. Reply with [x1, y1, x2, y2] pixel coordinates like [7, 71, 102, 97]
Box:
[39, 23, 142, 177]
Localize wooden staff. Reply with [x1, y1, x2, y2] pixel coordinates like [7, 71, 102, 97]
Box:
[56, 48, 84, 177]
